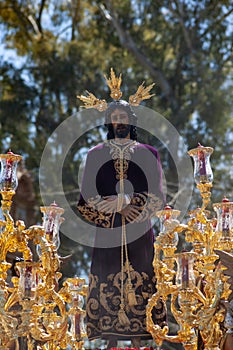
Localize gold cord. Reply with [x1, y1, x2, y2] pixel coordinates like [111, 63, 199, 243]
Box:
[118, 146, 137, 326]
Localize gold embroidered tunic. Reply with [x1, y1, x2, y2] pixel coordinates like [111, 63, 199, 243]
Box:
[78, 140, 167, 341]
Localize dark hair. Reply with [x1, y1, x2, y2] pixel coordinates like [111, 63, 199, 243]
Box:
[104, 100, 137, 140]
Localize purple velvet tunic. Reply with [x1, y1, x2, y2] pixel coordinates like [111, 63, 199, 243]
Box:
[78, 140, 167, 341]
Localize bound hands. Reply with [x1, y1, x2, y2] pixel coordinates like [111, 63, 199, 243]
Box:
[97, 195, 141, 222]
[120, 204, 141, 222]
[97, 195, 118, 214]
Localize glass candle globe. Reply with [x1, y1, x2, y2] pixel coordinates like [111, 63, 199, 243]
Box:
[0, 151, 22, 191]
[188, 144, 213, 185]
[213, 197, 233, 241]
[176, 252, 196, 289]
[15, 261, 39, 300]
[40, 202, 64, 249]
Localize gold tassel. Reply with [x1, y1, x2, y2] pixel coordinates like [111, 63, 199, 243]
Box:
[118, 304, 130, 326]
[127, 283, 137, 306]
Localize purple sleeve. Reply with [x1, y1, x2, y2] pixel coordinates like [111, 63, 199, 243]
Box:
[129, 144, 165, 220]
[77, 146, 114, 228]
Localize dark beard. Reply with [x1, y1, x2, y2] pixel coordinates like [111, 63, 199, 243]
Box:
[114, 124, 131, 139]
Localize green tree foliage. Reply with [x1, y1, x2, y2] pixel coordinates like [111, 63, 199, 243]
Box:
[0, 0, 232, 291]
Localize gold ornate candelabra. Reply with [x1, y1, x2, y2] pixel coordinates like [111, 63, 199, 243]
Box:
[0, 151, 87, 350]
[147, 144, 233, 350]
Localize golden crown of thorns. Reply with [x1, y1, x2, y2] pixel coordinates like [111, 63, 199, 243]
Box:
[77, 68, 155, 112]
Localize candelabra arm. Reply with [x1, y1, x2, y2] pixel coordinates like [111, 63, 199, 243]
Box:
[197, 183, 212, 211]
[30, 310, 58, 343]
[0, 197, 36, 263]
[1, 190, 15, 217]
[0, 285, 18, 347]
[27, 225, 53, 271]
[15, 221, 33, 261]
[4, 276, 20, 311]
[147, 287, 182, 345]
[198, 305, 225, 350]
[0, 192, 15, 262]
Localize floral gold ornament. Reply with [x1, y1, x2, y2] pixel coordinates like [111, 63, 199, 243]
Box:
[77, 67, 155, 110]
[129, 82, 155, 106]
[76, 90, 108, 112]
[104, 67, 123, 100]
[146, 145, 233, 350]
[0, 151, 87, 350]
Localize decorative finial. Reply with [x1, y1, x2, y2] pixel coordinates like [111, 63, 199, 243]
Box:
[76, 91, 107, 112]
[104, 67, 122, 100]
[129, 82, 155, 106]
